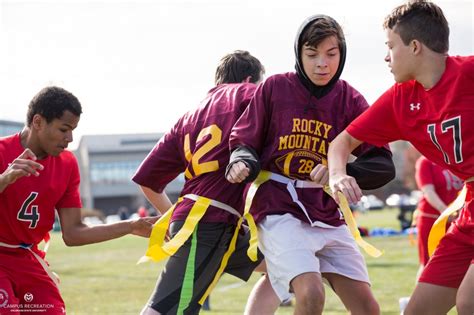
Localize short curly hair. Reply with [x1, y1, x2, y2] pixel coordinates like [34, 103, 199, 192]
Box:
[26, 86, 82, 126]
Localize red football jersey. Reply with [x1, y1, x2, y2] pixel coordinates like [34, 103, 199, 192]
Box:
[133, 83, 257, 224]
[416, 156, 463, 215]
[347, 55, 474, 229]
[0, 133, 82, 246]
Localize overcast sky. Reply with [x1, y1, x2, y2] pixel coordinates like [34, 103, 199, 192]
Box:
[0, 0, 472, 148]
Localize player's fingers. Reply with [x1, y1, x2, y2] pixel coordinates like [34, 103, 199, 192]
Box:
[12, 156, 43, 169]
[309, 165, 318, 180]
[310, 165, 321, 181]
[332, 188, 340, 204]
[232, 162, 249, 183]
[10, 160, 42, 176]
[341, 187, 356, 204]
[227, 166, 243, 183]
[311, 170, 323, 184]
[345, 177, 363, 202]
[9, 169, 31, 181]
[321, 172, 329, 186]
[236, 163, 250, 179]
[311, 165, 328, 185]
[145, 216, 159, 224]
[133, 219, 155, 238]
[333, 182, 352, 204]
[226, 173, 236, 183]
[341, 180, 362, 204]
[18, 148, 37, 161]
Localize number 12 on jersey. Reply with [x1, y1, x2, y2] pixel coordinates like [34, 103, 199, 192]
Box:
[183, 124, 222, 179]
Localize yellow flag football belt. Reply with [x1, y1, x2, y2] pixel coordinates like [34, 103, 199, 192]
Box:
[138, 190, 262, 306]
[138, 194, 252, 264]
[427, 177, 474, 256]
[263, 171, 383, 258]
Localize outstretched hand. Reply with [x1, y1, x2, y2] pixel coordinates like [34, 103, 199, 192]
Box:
[1, 149, 43, 189]
[329, 173, 363, 205]
[130, 216, 159, 238]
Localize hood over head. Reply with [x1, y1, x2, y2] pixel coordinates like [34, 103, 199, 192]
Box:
[294, 15, 347, 99]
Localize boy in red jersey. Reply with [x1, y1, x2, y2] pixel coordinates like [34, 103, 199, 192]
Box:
[133, 51, 270, 315]
[415, 156, 463, 269]
[227, 15, 395, 315]
[0, 87, 156, 314]
[328, 1, 474, 314]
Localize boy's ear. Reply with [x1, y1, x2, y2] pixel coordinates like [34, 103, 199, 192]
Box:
[411, 39, 422, 55]
[242, 76, 252, 83]
[32, 114, 45, 130]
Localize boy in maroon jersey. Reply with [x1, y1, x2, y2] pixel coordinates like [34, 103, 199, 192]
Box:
[227, 16, 394, 315]
[0, 86, 157, 314]
[328, 1, 474, 314]
[133, 51, 269, 315]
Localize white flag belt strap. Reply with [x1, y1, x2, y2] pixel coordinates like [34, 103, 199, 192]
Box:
[418, 212, 440, 219]
[267, 172, 335, 229]
[0, 241, 60, 287]
[269, 173, 323, 189]
[183, 194, 241, 218]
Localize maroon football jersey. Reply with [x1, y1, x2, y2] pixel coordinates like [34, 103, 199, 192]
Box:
[133, 83, 257, 223]
[0, 133, 82, 246]
[230, 72, 374, 225]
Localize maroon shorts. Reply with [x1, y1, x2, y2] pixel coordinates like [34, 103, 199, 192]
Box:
[0, 247, 65, 314]
[419, 223, 474, 288]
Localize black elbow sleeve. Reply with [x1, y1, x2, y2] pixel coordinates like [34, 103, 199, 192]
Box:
[346, 146, 396, 190]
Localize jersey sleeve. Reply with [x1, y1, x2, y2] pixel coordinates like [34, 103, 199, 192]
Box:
[132, 128, 185, 193]
[344, 91, 391, 156]
[346, 86, 402, 147]
[415, 157, 434, 189]
[56, 155, 82, 209]
[229, 81, 270, 155]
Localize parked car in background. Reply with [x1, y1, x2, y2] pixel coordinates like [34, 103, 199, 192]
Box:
[354, 194, 385, 212]
[385, 191, 422, 230]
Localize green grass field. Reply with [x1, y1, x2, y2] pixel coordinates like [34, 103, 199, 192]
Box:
[45, 208, 453, 314]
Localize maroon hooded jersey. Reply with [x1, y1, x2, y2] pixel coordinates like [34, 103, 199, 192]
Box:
[230, 73, 374, 225]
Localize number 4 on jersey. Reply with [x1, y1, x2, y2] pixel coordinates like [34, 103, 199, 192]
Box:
[17, 192, 40, 228]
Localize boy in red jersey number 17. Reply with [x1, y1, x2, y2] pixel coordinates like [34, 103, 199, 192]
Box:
[328, 1, 474, 314]
[0, 87, 157, 314]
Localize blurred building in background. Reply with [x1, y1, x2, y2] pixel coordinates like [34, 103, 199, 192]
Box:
[0, 119, 23, 137]
[74, 133, 183, 215]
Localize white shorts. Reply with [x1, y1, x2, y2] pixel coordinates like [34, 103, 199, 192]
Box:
[258, 213, 370, 302]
